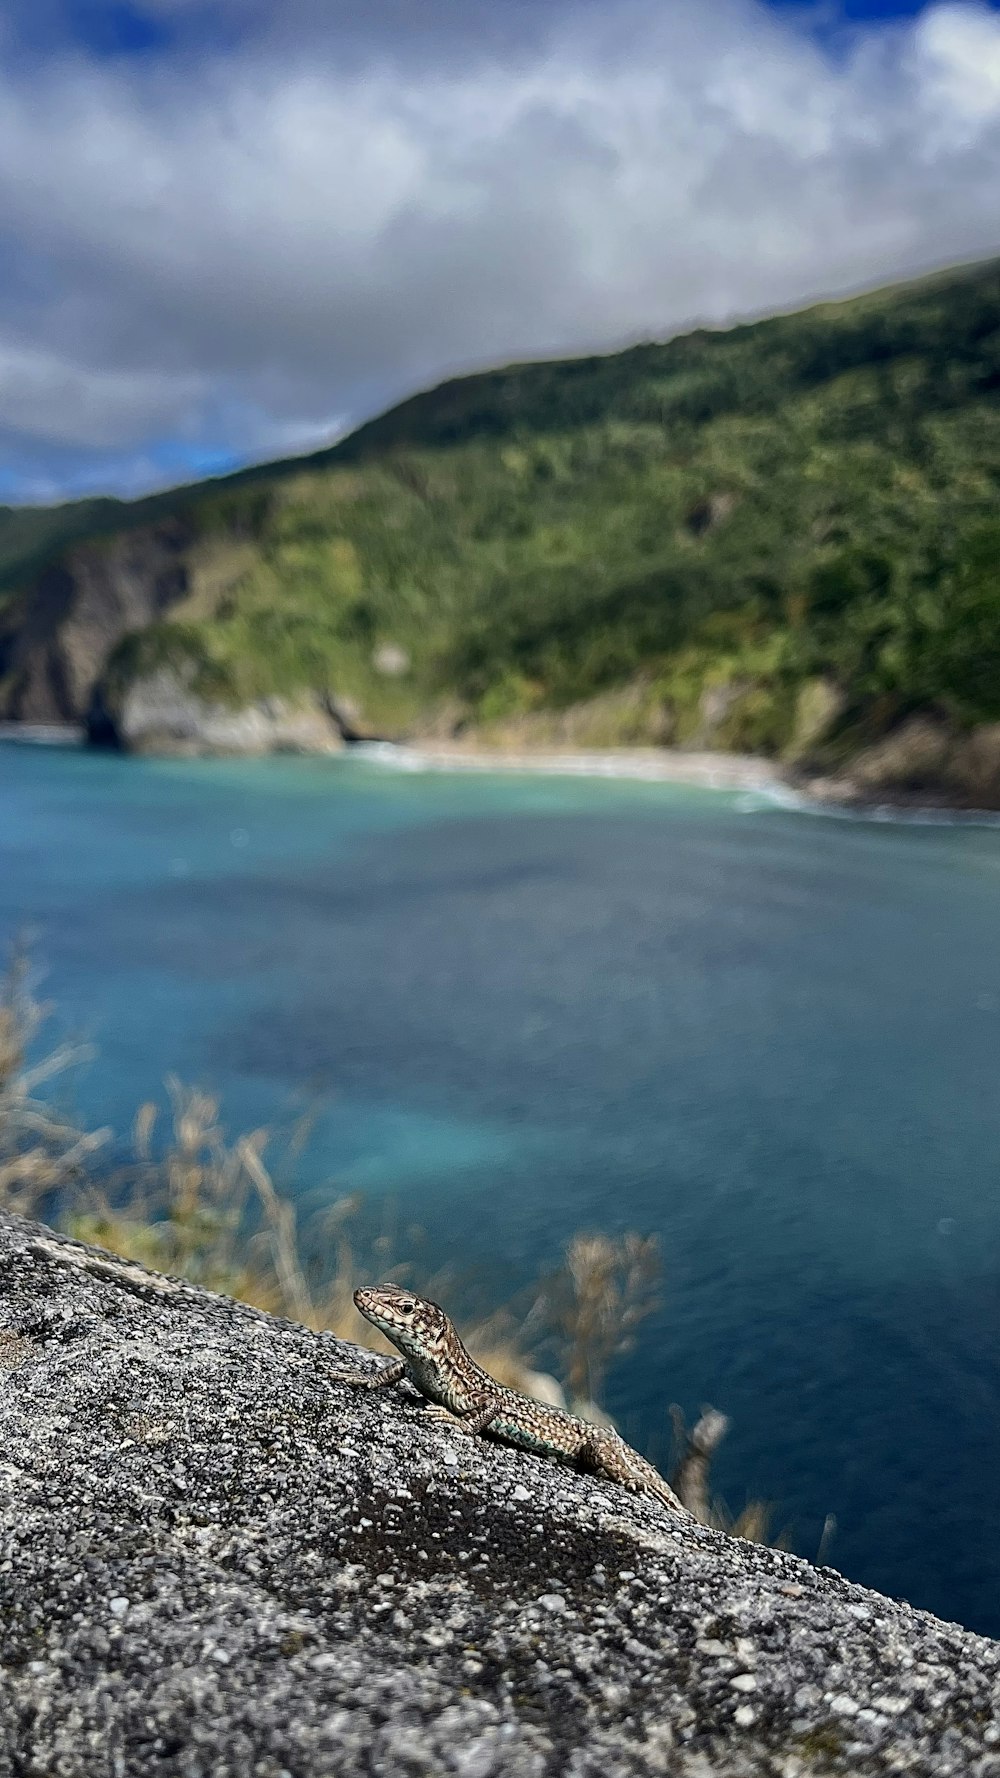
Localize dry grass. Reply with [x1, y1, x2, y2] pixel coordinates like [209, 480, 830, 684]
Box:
[0, 947, 109, 1218]
[716, 1499, 795, 1550]
[668, 1404, 796, 1548]
[546, 1231, 661, 1408]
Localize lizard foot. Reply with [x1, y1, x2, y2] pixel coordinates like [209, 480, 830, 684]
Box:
[421, 1405, 477, 1435]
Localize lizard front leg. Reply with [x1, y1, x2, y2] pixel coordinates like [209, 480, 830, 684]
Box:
[338, 1359, 407, 1392]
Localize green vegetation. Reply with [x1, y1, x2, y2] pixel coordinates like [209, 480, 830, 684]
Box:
[0, 495, 128, 592]
[5, 258, 998, 756]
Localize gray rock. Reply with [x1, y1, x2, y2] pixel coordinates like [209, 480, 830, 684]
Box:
[691, 680, 753, 750]
[785, 678, 846, 764]
[0, 522, 193, 725]
[846, 716, 953, 793]
[948, 723, 1000, 806]
[99, 666, 345, 757]
[372, 643, 411, 678]
[0, 1210, 997, 1776]
[804, 716, 1000, 813]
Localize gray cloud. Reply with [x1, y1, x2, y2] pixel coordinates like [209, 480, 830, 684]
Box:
[0, 0, 998, 496]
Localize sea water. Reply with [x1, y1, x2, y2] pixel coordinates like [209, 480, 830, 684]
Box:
[2, 739, 999, 1633]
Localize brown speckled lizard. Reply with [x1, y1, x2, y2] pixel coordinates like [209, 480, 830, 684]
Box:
[341, 1282, 689, 1515]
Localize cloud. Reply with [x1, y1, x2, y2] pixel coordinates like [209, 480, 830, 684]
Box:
[910, 3, 1000, 133]
[0, 0, 998, 497]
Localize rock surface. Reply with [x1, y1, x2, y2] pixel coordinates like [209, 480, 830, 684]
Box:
[802, 716, 1000, 812]
[0, 522, 192, 724]
[0, 1212, 998, 1776]
[89, 664, 346, 756]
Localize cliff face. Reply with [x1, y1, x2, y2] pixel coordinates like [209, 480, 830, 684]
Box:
[90, 666, 346, 755]
[0, 1209, 997, 1777]
[0, 519, 192, 723]
[801, 716, 1000, 810]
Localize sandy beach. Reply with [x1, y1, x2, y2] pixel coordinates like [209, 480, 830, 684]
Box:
[353, 739, 786, 792]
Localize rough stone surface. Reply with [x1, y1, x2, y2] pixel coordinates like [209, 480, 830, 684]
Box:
[839, 717, 954, 795]
[803, 716, 1000, 812]
[0, 523, 193, 724]
[785, 679, 846, 764]
[94, 666, 345, 756]
[0, 1211, 998, 1777]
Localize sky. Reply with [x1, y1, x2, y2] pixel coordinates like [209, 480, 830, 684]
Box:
[1, 0, 998, 502]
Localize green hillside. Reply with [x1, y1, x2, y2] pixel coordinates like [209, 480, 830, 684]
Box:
[3, 256, 1000, 758]
[0, 496, 129, 591]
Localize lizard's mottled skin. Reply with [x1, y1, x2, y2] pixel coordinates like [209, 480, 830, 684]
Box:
[342, 1282, 688, 1514]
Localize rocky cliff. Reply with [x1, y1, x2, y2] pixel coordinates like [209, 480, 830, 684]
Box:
[0, 1210, 997, 1776]
[0, 521, 192, 724]
[88, 666, 345, 756]
[801, 716, 1000, 811]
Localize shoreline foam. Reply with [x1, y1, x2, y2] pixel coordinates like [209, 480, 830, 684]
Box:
[0, 722, 85, 746]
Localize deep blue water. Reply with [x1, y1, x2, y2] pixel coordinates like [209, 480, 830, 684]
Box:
[3, 741, 1000, 1635]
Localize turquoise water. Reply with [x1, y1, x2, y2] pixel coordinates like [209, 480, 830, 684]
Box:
[3, 741, 1000, 1634]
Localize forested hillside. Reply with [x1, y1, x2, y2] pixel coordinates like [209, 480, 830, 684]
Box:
[1, 256, 998, 763]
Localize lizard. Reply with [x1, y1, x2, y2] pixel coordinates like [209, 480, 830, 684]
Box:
[339, 1281, 689, 1515]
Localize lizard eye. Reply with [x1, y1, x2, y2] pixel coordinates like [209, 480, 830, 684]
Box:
[397, 1299, 415, 1315]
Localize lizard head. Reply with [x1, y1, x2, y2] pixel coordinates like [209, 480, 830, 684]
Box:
[353, 1282, 451, 1360]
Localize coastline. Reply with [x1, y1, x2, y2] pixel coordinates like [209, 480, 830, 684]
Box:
[352, 739, 783, 792]
[5, 721, 1000, 822]
[354, 740, 1000, 823]
[0, 722, 86, 746]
